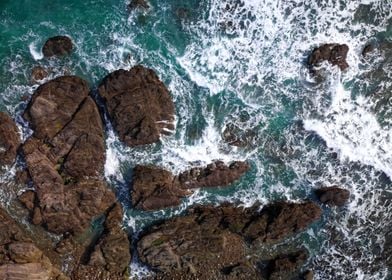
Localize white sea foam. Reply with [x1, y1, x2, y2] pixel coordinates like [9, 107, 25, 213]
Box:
[29, 41, 43, 60]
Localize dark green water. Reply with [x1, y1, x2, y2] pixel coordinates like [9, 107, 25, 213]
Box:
[0, 0, 392, 279]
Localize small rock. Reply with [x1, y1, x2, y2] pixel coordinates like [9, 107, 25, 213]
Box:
[0, 112, 20, 167]
[42, 36, 73, 58]
[128, 0, 149, 10]
[308, 44, 349, 71]
[31, 66, 48, 82]
[315, 187, 350, 207]
[362, 43, 376, 57]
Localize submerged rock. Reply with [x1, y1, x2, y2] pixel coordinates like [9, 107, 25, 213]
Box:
[362, 43, 376, 57]
[308, 44, 349, 71]
[31, 66, 49, 83]
[42, 36, 73, 58]
[131, 161, 250, 211]
[128, 0, 149, 10]
[137, 202, 321, 278]
[315, 187, 350, 207]
[0, 112, 20, 167]
[98, 65, 175, 147]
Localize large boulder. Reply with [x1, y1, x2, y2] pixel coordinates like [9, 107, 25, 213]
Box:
[98, 66, 175, 147]
[42, 36, 73, 58]
[0, 112, 20, 167]
[137, 202, 321, 278]
[315, 187, 350, 207]
[308, 44, 349, 71]
[131, 161, 250, 211]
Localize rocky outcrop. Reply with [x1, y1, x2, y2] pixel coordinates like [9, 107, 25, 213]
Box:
[308, 44, 349, 71]
[315, 187, 350, 207]
[0, 208, 67, 280]
[131, 161, 250, 211]
[128, 0, 149, 10]
[263, 250, 308, 280]
[132, 165, 191, 211]
[42, 36, 73, 58]
[98, 65, 175, 147]
[0, 112, 20, 167]
[137, 202, 321, 278]
[21, 76, 114, 234]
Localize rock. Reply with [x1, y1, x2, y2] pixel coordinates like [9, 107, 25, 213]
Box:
[362, 43, 376, 57]
[178, 160, 250, 189]
[222, 122, 257, 147]
[308, 44, 349, 71]
[315, 187, 350, 207]
[15, 169, 31, 185]
[42, 36, 73, 58]
[132, 165, 191, 211]
[0, 208, 67, 280]
[31, 66, 48, 82]
[0, 112, 20, 167]
[98, 66, 175, 147]
[131, 161, 249, 211]
[302, 270, 314, 280]
[264, 250, 308, 280]
[18, 190, 36, 211]
[137, 202, 321, 278]
[74, 203, 131, 279]
[128, 0, 149, 10]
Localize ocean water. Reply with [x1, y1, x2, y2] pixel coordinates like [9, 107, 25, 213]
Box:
[0, 0, 392, 279]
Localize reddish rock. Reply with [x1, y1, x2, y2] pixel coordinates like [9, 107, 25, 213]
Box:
[31, 66, 48, 82]
[0, 112, 20, 167]
[265, 250, 308, 280]
[42, 36, 73, 58]
[98, 66, 175, 147]
[308, 44, 349, 71]
[131, 161, 249, 211]
[315, 187, 350, 207]
[137, 202, 321, 278]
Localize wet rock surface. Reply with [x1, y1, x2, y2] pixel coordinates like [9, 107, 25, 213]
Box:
[308, 44, 349, 71]
[0, 112, 20, 167]
[137, 202, 321, 278]
[0, 208, 67, 280]
[128, 0, 149, 10]
[31, 66, 49, 83]
[98, 65, 175, 147]
[315, 187, 350, 207]
[131, 161, 250, 211]
[42, 36, 73, 58]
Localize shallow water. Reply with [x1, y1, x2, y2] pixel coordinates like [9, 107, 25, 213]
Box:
[0, 0, 392, 279]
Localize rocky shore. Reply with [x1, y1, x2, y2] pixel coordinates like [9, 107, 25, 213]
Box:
[0, 37, 357, 280]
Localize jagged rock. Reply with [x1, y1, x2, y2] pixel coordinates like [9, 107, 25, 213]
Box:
[18, 190, 36, 211]
[0, 208, 67, 280]
[31, 66, 48, 82]
[0, 112, 20, 167]
[137, 202, 321, 278]
[131, 161, 249, 211]
[308, 44, 349, 71]
[132, 165, 191, 211]
[98, 66, 175, 147]
[42, 36, 73, 58]
[264, 250, 308, 280]
[128, 0, 149, 10]
[315, 187, 350, 207]
[73, 203, 131, 279]
[178, 161, 250, 189]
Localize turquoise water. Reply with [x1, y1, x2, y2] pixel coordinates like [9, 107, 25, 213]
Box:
[1, 0, 392, 279]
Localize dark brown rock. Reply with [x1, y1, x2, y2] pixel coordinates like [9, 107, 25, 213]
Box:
[98, 66, 175, 147]
[137, 202, 321, 278]
[315, 187, 350, 207]
[42, 36, 73, 58]
[178, 160, 250, 189]
[131, 161, 249, 211]
[128, 0, 149, 10]
[308, 44, 349, 71]
[31, 66, 48, 82]
[0, 208, 67, 280]
[264, 250, 308, 280]
[0, 112, 20, 167]
[132, 165, 191, 211]
[18, 190, 36, 211]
